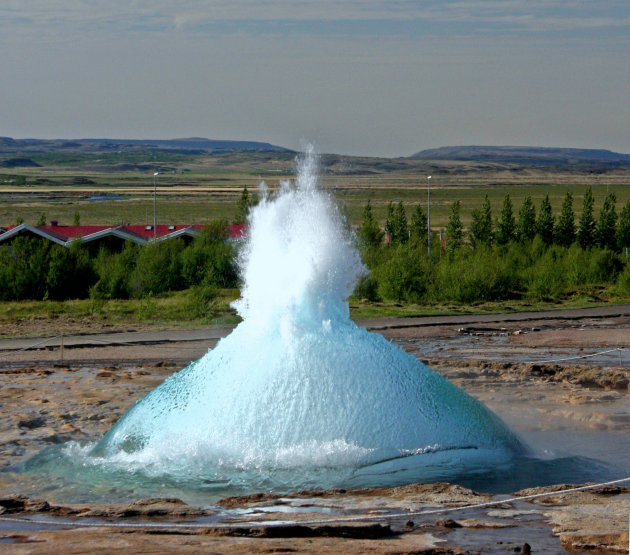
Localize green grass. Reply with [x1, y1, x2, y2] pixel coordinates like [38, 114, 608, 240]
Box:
[2, 172, 628, 230]
[1, 284, 627, 338]
[349, 286, 630, 319]
[0, 197, 242, 227]
[2, 149, 629, 229]
[0, 289, 242, 337]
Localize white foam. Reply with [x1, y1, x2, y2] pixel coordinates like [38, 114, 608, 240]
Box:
[92, 147, 523, 484]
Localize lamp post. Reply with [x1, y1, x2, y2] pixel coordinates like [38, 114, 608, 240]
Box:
[153, 172, 159, 240]
[427, 175, 432, 258]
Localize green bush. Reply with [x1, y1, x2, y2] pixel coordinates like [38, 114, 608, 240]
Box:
[181, 224, 238, 288]
[185, 283, 220, 320]
[45, 242, 95, 300]
[525, 247, 569, 300]
[130, 239, 185, 298]
[137, 292, 158, 320]
[353, 273, 380, 301]
[2, 208, 629, 307]
[432, 248, 519, 303]
[374, 245, 430, 303]
[0, 236, 50, 300]
[615, 262, 630, 295]
[0, 237, 96, 300]
[90, 241, 138, 299]
[586, 249, 623, 283]
[563, 244, 590, 285]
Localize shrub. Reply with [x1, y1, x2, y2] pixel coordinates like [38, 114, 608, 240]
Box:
[181, 230, 238, 289]
[564, 244, 590, 285]
[374, 245, 430, 302]
[615, 263, 630, 295]
[0, 237, 50, 300]
[137, 292, 158, 320]
[185, 283, 220, 319]
[586, 249, 623, 283]
[91, 241, 138, 299]
[46, 242, 95, 300]
[130, 239, 185, 297]
[525, 247, 569, 300]
[353, 273, 380, 301]
[432, 247, 519, 303]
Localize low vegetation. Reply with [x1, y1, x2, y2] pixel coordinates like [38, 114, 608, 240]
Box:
[0, 221, 238, 308]
[353, 189, 630, 305]
[1, 187, 629, 329]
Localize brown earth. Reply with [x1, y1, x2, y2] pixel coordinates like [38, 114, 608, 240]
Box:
[0, 317, 153, 340]
[0, 309, 628, 553]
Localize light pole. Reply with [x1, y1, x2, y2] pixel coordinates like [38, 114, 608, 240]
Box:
[427, 175, 432, 258]
[153, 172, 159, 240]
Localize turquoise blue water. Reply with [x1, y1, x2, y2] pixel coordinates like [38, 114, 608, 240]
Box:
[11, 149, 534, 504]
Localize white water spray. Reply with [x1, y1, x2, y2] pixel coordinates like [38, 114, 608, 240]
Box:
[92, 147, 523, 490]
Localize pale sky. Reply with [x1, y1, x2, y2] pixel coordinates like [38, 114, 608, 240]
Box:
[1, 1, 629, 157]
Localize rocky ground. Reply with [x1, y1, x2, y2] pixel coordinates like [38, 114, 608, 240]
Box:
[0, 307, 628, 553]
[1, 480, 628, 553]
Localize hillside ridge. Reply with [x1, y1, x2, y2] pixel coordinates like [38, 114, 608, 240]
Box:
[0, 137, 293, 155]
[411, 145, 630, 166]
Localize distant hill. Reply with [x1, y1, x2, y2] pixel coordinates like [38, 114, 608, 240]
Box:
[410, 146, 630, 167]
[0, 137, 293, 155]
[0, 157, 40, 168]
[80, 137, 293, 153]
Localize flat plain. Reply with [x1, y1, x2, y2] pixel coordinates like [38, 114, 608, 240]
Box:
[2, 151, 630, 229]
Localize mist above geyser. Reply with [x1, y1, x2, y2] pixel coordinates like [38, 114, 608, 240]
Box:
[92, 147, 523, 491]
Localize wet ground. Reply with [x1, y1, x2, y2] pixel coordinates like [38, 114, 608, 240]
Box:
[0, 305, 628, 552]
[1, 304, 629, 367]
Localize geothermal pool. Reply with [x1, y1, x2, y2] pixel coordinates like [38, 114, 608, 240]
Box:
[86, 149, 522, 491]
[5, 149, 628, 506]
[7, 359, 627, 506]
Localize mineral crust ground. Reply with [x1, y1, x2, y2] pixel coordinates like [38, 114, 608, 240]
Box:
[1, 305, 629, 553]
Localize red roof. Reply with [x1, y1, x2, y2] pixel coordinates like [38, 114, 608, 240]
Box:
[38, 225, 114, 240]
[4, 224, 247, 242]
[122, 225, 191, 239]
[228, 224, 247, 239]
[121, 224, 246, 239]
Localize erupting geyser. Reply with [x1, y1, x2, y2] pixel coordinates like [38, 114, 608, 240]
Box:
[92, 148, 524, 491]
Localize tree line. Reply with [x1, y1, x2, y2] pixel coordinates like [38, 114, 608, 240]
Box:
[359, 188, 630, 253]
[1, 186, 629, 307]
[0, 185, 261, 303]
[354, 188, 630, 304]
[0, 221, 238, 303]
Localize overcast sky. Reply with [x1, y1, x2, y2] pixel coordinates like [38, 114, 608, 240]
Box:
[1, 1, 629, 157]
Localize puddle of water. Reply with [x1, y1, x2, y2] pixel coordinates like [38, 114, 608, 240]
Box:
[520, 429, 630, 474]
[227, 504, 341, 516]
[400, 336, 630, 367]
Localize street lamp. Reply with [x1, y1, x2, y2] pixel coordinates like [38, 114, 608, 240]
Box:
[427, 175, 432, 258]
[153, 172, 159, 240]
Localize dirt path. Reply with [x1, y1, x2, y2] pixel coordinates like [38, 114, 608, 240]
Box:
[358, 303, 630, 330]
[0, 304, 628, 366]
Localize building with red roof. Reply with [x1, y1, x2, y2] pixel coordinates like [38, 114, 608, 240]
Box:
[0, 222, 247, 249]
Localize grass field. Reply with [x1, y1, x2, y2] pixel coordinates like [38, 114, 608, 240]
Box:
[2, 151, 630, 230]
[1, 283, 626, 339]
[1, 149, 629, 330]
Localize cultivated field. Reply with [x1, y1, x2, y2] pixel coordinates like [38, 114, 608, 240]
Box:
[2, 152, 630, 229]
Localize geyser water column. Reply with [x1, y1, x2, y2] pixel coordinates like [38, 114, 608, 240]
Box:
[93, 147, 524, 490]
